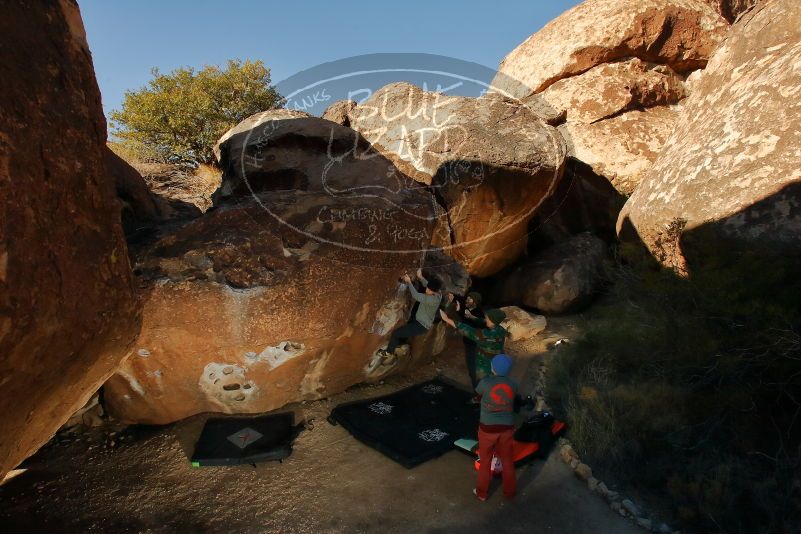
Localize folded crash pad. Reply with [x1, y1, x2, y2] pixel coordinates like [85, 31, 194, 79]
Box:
[453, 413, 567, 474]
[191, 412, 303, 467]
[330, 379, 479, 468]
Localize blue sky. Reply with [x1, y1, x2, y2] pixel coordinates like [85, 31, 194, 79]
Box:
[80, 0, 581, 116]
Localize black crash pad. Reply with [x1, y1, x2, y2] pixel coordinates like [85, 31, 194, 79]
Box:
[329, 379, 479, 468]
[191, 412, 302, 467]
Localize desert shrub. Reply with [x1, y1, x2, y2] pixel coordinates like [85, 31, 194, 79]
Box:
[548, 251, 801, 533]
[110, 60, 282, 167]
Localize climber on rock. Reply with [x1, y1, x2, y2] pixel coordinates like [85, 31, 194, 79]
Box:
[378, 269, 443, 365]
[439, 307, 508, 385]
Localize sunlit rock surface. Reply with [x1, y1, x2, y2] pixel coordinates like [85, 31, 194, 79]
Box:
[618, 0, 801, 271]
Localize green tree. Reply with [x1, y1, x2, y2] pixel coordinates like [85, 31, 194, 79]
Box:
[110, 59, 282, 166]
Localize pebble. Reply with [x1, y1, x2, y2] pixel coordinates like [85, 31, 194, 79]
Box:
[559, 444, 577, 463]
[637, 518, 652, 530]
[622, 499, 640, 517]
[569, 458, 579, 469]
[574, 463, 593, 481]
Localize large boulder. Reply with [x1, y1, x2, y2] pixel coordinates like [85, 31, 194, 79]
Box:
[105, 114, 437, 424]
[491, 0, 728, 98]
[105, 192, 432, 424]
[492, 233, 609, 314]
[0, 1, 139, 478]
[346, 82, 567, 277]
[213, 110, 435, 210]
[618, 0, 801, 271]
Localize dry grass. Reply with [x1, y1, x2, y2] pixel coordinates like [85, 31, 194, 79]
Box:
[548, 252, 801, 533]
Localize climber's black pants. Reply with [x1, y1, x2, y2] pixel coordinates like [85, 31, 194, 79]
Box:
[386, 320, 428, 354]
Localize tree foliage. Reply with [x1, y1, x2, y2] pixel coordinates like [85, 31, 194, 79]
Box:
[110, 60, 282, 166]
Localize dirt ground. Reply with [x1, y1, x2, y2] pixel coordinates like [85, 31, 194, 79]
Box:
[0, 318, 640, 534]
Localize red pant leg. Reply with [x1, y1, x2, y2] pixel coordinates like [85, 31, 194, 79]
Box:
[497, 428, 517, 498]
[476, 428, 499, 499]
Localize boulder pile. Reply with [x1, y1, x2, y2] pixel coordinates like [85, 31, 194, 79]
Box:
[492, 0, 729, 196]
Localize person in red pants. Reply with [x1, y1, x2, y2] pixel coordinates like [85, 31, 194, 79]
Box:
[474, 354, 517, 501]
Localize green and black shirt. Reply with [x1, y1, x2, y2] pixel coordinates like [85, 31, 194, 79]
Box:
[455, 322, 507, 379]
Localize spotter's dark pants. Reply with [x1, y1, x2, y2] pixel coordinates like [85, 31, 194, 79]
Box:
[464, 339, 479, 389]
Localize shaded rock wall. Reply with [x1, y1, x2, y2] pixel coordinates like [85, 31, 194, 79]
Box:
[0, 0, 139, 477]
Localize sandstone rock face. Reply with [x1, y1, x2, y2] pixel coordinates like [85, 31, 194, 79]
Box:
[519, 93, 567, 126]
[322, 99, 357, 126]
[492, 233, 608, 314]
[539, 58, 685, 125]
[491, 0, 728, 199]
[618, 0, 801, 270]
[213, 110, 434, 212]
[703, 0, 758, 22]
[105, 192, 433, 424]
[364, 323, 449, 382]
[106, 112, 438, 424]
[61, 393, 104, 429]
[492, 0, 728, 98]
[423, 249, 471, 295]
[559, 107, 679, 195]
[212, 109, 311, 162]
[107, 148, 161, 236]
[0, 1, 139, 477]
[346, 82, 567, 277]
